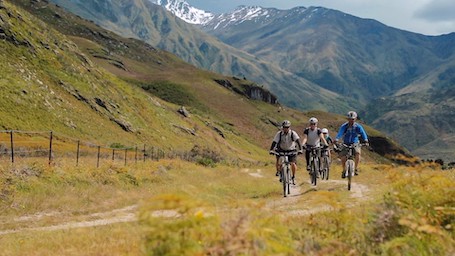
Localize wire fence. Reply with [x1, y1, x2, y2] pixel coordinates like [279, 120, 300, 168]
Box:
[0, 130, 166, 167]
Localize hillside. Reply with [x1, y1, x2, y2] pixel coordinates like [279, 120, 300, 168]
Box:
[202, 6, 455, 105]
[1, 2, 453, 255]
[1, 0, 411, 165]
[43, 0, 353, 113]
[0, 0, 267, 162]
[363, 55, 455, 162]
[199, 4, 455, 162]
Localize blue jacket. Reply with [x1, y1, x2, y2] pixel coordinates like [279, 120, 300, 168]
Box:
[335, 122, 368, 145]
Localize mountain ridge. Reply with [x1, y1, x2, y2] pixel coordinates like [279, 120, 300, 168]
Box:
[3, 0, 409, 164]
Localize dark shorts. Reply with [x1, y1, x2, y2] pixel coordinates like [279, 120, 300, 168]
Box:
[275, 152, 298, 163]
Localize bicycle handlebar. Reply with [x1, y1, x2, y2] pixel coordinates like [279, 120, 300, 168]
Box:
[269, 150, 299, 156]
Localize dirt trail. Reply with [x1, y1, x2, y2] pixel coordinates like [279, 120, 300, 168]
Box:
[0, 169, 370, 235]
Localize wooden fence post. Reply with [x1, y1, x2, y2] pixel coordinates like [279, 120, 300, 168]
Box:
[97, 146, 101, 168]
[48, 131, 53, 165]
[124, 148, 127, 166]
[135, 146, 138, 164]
[143, 144, 146, 162]
[10, 130, 14, 164]
[76, 140, 80, 166]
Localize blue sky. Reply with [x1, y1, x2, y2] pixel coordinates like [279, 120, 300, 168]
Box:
[186, 0, 455, 36]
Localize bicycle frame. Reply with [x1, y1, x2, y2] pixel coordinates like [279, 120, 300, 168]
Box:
[341, 144, 357, 191]
[320, 147, 331, 180]
[272, 150, 297, 197]
[307, 146, 320, 186]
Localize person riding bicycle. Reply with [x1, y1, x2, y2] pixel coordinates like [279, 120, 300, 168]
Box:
[301, 117, 328, 172]
[334, 111, 369, 178]
[321, 128, 333, 159]
[269, 120, 303, 184]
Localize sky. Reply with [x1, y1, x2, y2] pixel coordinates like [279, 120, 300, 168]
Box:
[186, 0, 455, 36]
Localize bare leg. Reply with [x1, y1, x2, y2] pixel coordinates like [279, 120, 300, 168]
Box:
[355, 153, 361, 171]
[340, 155, 347, 170]
[291, 162, 297, 177]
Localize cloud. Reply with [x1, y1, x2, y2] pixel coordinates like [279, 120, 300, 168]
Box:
[414, 0, 455, 21]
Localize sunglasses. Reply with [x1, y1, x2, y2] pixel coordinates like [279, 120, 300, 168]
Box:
[310, 123, 316, 125]
[283, 126, 290, 128]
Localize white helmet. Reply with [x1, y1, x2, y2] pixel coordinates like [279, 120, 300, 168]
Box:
[309, 117, 318, 124]
[321, 128, 329, 134]
[347, 111, 358, 119]
[282, 120, 291, 127]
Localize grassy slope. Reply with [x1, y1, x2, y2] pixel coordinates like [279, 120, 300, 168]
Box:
[0, 158, 453, 255]
[0, 1, 275, 163]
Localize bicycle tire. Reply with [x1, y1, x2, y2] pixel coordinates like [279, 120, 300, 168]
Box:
[286, 166, 291, 195]
[323, 156, 330, 180]
[346, 159, 355, 190]
[281, 166, 286, 197]
[311, 158, 318, 186]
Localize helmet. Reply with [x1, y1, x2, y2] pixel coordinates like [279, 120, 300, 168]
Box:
[309, 117, 318, 124]
[282, 120, 291, 127]
[321, 128, 329, 134]
[347, 111, 357, 119]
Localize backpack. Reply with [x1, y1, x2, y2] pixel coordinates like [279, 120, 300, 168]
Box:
[278, 130, 297, 145]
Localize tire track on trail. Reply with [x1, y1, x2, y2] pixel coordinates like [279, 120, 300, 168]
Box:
[265, 177, 370, 216]
[0, 169, 369, 235]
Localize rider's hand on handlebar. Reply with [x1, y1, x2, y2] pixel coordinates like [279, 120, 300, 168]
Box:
[269, 150, 275, 155]
[297, 150, 303, 155]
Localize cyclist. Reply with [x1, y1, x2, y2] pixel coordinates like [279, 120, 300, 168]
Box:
[321, 128, 333, 159]
[334, 111, 369, 178]
[269, 120, 303, 184]
[301, 117, 328, 172]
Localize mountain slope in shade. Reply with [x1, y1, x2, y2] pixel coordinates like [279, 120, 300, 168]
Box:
[202, 5, 455, 105]
[363, 55, 455, 162]
[47, 0, 353, 113]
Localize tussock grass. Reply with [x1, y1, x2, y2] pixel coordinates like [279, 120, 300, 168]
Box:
[0, 158, 454, 255]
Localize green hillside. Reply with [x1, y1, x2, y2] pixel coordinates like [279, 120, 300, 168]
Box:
[1, 0, 410, 165]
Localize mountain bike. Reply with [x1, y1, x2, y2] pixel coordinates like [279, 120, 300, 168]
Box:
[306, 146, 320, 186]
[339, 143, 363, 190]
[271, 150, 297, 197]
[320, 146, 331, 180]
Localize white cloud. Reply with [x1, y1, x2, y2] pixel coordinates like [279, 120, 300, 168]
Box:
[414, 0, 455, 21]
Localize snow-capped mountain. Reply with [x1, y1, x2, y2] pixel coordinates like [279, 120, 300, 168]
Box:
[151, 0, 214, 24]
[202, 5, 309, 30]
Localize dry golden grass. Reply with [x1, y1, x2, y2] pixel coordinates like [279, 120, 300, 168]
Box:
[1, 155, 453, 255]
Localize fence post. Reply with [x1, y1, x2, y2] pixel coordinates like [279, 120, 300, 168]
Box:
[10, 130, 14, 164]
[97, 146, 100, 168]
[76, 140, 80, 166]
[135, 146, 138, 164]
[143, 144, 146, 162]
[112, 149, 115, 161]
[48, 131, 53, 165]
[124, 148, 127, 166]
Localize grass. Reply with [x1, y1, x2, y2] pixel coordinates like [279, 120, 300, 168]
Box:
[0, 156, 454, 255]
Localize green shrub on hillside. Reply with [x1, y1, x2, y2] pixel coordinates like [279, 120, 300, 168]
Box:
[139, 81, 198, 107]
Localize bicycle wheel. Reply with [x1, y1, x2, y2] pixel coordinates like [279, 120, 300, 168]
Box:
[346, 160, 355, 190]
[311, 158, 318, 186]
[323, 156, 330, 180]
[286, 166, 291, 195]
[282, 166, 289, 197]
